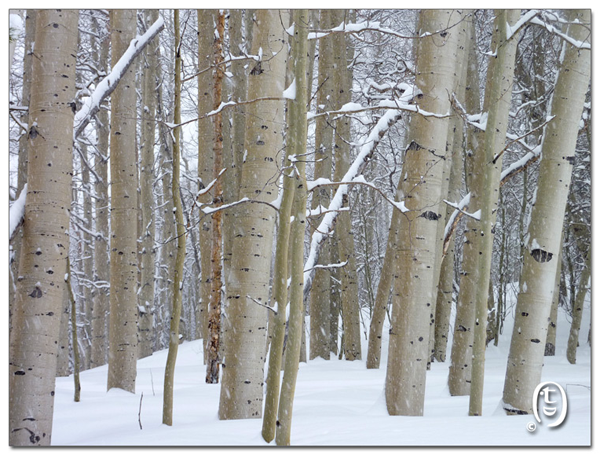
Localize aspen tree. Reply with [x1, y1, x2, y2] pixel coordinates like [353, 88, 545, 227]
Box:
[107, 9, 138, 393]
[332, 9, 361, 361]
[384, 10, 458, 416]
[162, 9, 186, 425]
[276, 10, 309, 444]
[138, 9, 159, 359]
[10, 10, 35, 325]
[567, 252, 590, 364]
[9, 9, 79, 446]
[90, 15, 110, 368]
[467, 9, 521, 416]
[206, 10, 226, 384]
[261, 12, 305, 438]
[309, 9, 335, 361]
[197, 9, 216, 354]
[219, 9, 289, 421]
[432, 14, 470, 363]
[502, 9, 591, 414]
[366, 207, 400, 369]
[447, 19, 481, 396]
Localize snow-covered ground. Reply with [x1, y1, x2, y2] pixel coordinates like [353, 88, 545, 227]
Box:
[51, 300, 591, 447]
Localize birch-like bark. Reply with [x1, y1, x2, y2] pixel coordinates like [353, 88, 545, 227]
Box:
[10, 10, 36, 326]
[502, 9, 591, 414]
[366, 205, 400, 369]
[332, 9, 361, 361]
[138, 9, 159, 359]
[197, 9, 216, 357]
[567, 252, 590, 364]
[206, 11, 226, 384]
[447, 18, 481, 396]
[545, 246, 563, 356]
[309, 9, 335, 361]
[9, 9, 79, 446]
[432, 14, 470, 363]
[275, 11, 309, 443]
[468, 9, 521, 417]
[162, 10, 186, 425]
[107, 9, 138, 394]
[385, 10, 458, 416]
[219, 10, 289, 421]
[90, 19, 110, 369]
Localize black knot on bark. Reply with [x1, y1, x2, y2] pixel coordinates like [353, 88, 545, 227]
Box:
[531, 249, 553, 263]
[420, 211, 440, 221]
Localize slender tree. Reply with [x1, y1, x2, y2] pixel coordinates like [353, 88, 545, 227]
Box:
[275, 10, 309, 443]
[309, 9, 335, 361]
[9, 9, 79, 446]
[468, 9, 521, 417]
[138, 9, 160, 359]
[90, 13, 110, 368]
[162, 9, 186, 426]
[206, 10, 226, 384]
[502, 9, 591, 414]
[197, 9, 216, 355]
[107, 9, 139, 393]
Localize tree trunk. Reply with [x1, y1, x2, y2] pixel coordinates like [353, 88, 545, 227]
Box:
[9, 9, 79, 446]
[197, 9, 217, 359]
[468, 9, 521, 417]
[366, 204, 400, 369]
[219, 9, 289, 421]
[332, 9, 361, 361]
[206, 11, 226, 384]
[162, 10, 186, 425]
[567, 252, 590, 364]
[502, 9, 590, 414]
[385, 10, 458, 416]
[107, 9, 139, 394]
[90, 13, 110, 369]
[309, 9, 335, 361]
[138, 9, 159, 359]
[430, 12, 469, 364]
[275, 11, 309, 443]
[10, 10, 36, 332]
[447, 17, 481, 396]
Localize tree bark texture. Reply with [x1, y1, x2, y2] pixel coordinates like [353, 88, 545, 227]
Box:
[468, 9, 521, 417]
[385, 10, 458, 416]
[9, 9, 79, 446]
[206, 11, 226, 384]
[275, 11, 309, 444]
[107, 9, 139, 394]
[197, 9, 217, 357]
[502, 9, 590, 414]
[138, 9, 159, 359]
[162, 10, 186, 426]
[219, 9, 289, 421]
[309, 9, 335, 361]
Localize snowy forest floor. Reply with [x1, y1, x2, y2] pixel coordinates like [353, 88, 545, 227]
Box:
[52, 300, 591, 447]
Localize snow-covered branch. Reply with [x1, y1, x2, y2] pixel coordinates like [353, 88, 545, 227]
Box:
[307, 97, 447, 122]
[73, 16, 165, 138]
[303, 108, 402, 297]
[10, 184, 27, 242]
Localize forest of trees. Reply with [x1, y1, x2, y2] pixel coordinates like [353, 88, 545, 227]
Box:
[8, 9, 591, 446]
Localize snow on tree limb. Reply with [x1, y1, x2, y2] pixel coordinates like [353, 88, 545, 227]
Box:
[73, 16, 165, 139]
[303, 108, 402, 298]
[9, 184, 27, 242]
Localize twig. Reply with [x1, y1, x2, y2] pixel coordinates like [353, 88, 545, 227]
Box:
[138, 392, 144, 430]
[246, 295, 277, 314]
